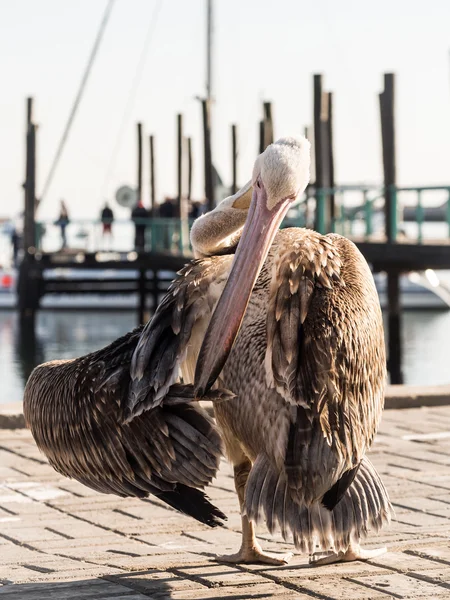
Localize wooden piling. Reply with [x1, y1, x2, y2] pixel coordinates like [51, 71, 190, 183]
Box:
[187, 136, 192, 201]
[19, 98, 39, 320]
[177, 114, 183, 216]
[380, 73, 403, 384]
[138, 268, 146, 326]
[231, 124, 238, 194]
[259, 120, 265, 154]
[387, 270, 403, 384]
[202, 99, 215, 211]
[327, 92, 335, 226]
[23, 119, 36, 253]
[137, 123, 143, 204]
[263, 101, 274, 148]
[379, 73, 397, 243]
[177, 114, 189, 251]
[313, 75, 334, 232]
[149, 135, 155, 213]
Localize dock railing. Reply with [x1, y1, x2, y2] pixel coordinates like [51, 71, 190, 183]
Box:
[311, 185, 450, 243]
[33, 186, 450, 256]
[34, 218, 193, 255]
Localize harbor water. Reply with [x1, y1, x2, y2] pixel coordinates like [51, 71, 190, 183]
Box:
[1, 307, 450, 405]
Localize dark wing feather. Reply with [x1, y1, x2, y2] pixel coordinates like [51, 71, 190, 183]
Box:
[23, 327, 226, 527]
[265, 230, 386, 504]
[127, 255, 233, 419]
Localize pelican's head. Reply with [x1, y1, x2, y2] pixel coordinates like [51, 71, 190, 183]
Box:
[194, 135, 311, 396]
[190, 136, 310, 258]
[252, 135, 310, 211]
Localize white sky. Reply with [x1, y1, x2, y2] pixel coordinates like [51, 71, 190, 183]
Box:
[1, 0, 450, 221]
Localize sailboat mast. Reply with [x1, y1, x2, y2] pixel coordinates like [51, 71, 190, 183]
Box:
[206, 0, 213, 101]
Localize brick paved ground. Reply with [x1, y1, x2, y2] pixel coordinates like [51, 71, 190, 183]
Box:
[2, 407, 450, 599]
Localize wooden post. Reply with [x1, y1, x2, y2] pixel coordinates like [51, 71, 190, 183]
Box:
[380, 73, 402, 384]
[137, 123, 143, 204]
[177, 114, 183, 216]
[327, 92, 336, 227]
[379, 73, 397, 243]
[24, 121, 37, 254]
[152, 269, 159, 313]
[387, 270, 403, 384]
[177, 114, 189, 252]
[313, 74, 334, 232]
[149, 135, 155, 213]
[138, 268, 146, 326]
[187, 136, 192, 201]
[19, 97, 39, 322]
[202, 99, 215, 211]
[231, 124, 238, 194]
[259, 120, 265, 154]
[263, 101, 274, 148]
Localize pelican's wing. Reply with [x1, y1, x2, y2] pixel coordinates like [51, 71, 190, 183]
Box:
[24, 327, 226, 527]
[127, 255, 234, 419]
[265, 231, 386, 494]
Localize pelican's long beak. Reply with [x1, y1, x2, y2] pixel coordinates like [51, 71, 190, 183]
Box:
[194, 182, 293, 397]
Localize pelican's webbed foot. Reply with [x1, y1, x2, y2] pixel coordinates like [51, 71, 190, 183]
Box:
[310, 543, 387, 566]
[217, 542, 293, 565]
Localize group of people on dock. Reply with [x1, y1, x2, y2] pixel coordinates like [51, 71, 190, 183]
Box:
[3, 196, 206, 266]
[51, 197, 207, 254]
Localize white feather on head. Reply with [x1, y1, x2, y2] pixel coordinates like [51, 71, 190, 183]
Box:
[254, 136, 311, 210]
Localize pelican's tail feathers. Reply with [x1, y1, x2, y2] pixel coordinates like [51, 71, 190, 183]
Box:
[155, 484, 227, 528]
[245, 455, 392, 554]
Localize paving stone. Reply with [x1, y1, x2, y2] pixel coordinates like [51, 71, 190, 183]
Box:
[407, 545, 450, 564]
[369, 550, 450, 572]
[176, 563, 266, 587]
[350, 572, 449, 598]
[169, 582, 302, 598]
[298, 577, 393, 599]
[0, 578, 149, 598]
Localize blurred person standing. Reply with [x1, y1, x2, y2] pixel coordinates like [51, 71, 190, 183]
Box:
[131, 201, 149, 252]
[159, 197, 176, 250]
[55, 200, 69, 250]
[100, 202, 114, 248]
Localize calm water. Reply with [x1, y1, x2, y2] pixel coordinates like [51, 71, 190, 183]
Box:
[1, 307, 450, 405]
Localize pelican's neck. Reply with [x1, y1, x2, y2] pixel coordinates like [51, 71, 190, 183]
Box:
[190, 181, 252, 258]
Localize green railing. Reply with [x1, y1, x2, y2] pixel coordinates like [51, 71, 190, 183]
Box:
[312, 185, 450, 243]
[34, 186, 450, 255]
[34, 218, 193, 255]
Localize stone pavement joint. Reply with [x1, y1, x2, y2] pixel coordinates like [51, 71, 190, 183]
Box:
[2, 407, 450, 598]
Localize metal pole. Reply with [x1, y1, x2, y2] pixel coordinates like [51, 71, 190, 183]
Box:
[206, 0, 213, 101]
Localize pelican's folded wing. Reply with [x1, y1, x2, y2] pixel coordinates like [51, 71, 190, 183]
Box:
[265, 231, 386, 500]
[24, 327, 227, 527]
[127, 255, 234, 420]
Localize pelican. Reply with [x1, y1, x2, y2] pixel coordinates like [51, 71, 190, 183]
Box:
[23, 328, 229, 527]
[129, 136, 392, 565]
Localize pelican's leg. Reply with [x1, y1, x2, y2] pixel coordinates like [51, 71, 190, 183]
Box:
[217, 458, 293, 565]
[310, 541, 387, 567]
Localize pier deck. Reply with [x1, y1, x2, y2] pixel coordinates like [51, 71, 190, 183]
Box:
[2, 406, 450, 598]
